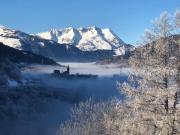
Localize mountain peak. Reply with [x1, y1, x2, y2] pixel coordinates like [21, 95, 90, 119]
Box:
[0, 25, 8, 29]
[0, 25, 10, 32]
[0, 25, 134, 61]
[102, 28, 112, 33]
[37, 27, 127, 52]
[87, 26, 99, 30]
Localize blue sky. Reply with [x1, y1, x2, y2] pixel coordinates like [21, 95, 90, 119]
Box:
[0, 0, 179, 44]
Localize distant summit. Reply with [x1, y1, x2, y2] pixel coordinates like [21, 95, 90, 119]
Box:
[37, 26, 132, 54]
[0, 26, 134, 61]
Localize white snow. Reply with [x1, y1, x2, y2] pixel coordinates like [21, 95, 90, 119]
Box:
[0, 26, 26, 49]
[114, 46, 126, 56]
[37, 26, 127, 52]
[0, 26, 134, 57]
[0, 36, 22, 49]
[0, 26, 45, 51]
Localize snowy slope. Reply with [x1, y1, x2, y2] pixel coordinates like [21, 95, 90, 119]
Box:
[0, 25, 47, 52]
[0, 25, 26, 49]
[0, 26, 134, 61]
[37, 26, 132, 54]
[0, 26, 84, 60]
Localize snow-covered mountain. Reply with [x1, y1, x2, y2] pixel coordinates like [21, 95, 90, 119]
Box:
[0, 25, 49, 51]
[0, 26, 84, 61]
[37, 26, 132, 54]
[0, 26, 134, 61]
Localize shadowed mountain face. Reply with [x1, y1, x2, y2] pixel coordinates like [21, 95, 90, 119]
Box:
[0, 26, 134, 62]
[0, 58, 23, 87]
[0, 42, 58, 65]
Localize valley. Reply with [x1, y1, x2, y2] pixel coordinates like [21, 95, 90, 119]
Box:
[0, 1, 180, 135]
[0, 62, 130, 135]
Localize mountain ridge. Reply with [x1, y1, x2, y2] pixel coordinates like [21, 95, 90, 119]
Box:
[36, 26, 131, 53]
[0, 26, 134, 61]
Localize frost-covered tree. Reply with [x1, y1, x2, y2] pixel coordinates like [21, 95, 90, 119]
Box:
[58, 98, 127, 135]
[58, 11, 180, 135]
[121, 11, 180, 135]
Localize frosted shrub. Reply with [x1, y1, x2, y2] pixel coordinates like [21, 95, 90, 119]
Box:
[58, 98, 129, 135]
